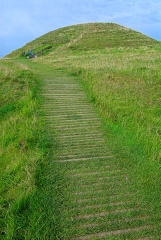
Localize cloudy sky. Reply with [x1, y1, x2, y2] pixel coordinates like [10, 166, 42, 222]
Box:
[1, 0, 161, 57]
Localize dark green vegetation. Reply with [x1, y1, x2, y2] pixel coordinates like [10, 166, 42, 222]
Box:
[2, 23, 161, 239]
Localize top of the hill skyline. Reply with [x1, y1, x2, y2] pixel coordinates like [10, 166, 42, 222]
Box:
[1, 0, 161, 57]
[6, 22, 159, 58]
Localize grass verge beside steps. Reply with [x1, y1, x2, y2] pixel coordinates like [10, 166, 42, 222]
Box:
[0, 59, 63, 239]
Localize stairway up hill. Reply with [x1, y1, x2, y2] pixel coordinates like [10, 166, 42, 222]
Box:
[7, 22, 158, 58]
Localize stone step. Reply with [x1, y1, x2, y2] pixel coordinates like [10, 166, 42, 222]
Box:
[74, 225, 152, 240]
[69, 169, 122, 179]
[42, 106, 95, 111]
[43, 113, 97, 118]
[54, 155, 114, 163]
[44, 116, 99, 121]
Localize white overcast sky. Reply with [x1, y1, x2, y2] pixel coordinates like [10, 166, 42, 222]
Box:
[1, 0, 161, 56]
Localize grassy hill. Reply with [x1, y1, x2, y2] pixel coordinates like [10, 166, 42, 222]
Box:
[1, 23, 161, 239]
[7, 22, 158, 58]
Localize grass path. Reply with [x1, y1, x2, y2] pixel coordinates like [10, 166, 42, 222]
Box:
[41, 70, 159, 240]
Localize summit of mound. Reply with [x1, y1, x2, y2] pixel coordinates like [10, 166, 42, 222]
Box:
[7, 22, 158, 58]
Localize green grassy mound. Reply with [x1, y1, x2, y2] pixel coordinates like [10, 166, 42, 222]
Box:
[2, 22, 161, 239]
[7, 23, 158, 58]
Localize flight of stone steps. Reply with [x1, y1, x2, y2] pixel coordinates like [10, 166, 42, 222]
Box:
[42, 73, 159, 240]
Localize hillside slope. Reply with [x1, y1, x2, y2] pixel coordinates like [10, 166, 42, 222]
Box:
[7, 22, 158, 58]
[2, 22, 161, 238]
